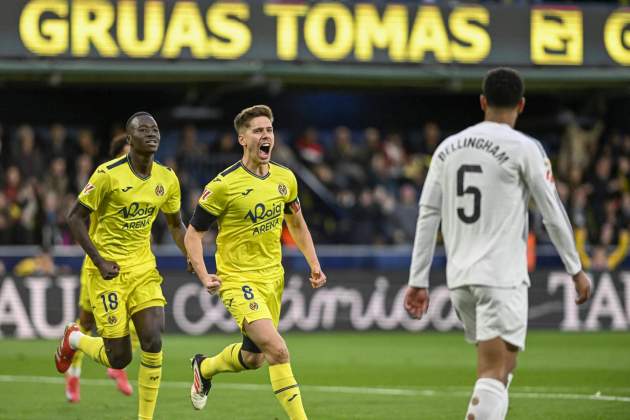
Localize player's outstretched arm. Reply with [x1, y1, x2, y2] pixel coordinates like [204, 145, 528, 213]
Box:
[66, 201, 119, 279]
[184, 224, 221, 295]
[284, 209, 326, 289]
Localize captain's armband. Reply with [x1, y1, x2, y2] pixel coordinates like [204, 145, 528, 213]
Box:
[189, 205, 218, 231]
[284, 198, 301, 214]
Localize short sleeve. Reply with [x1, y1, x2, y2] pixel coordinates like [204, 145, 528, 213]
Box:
[198, 176, 228, 216]
[284, 171, 300, 214]
[287, 171, 298, 203]
[78, 167, 111, 212]
[161, 173, 182, 214]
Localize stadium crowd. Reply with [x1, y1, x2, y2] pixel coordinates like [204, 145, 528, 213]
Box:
[0, 115, 628, 269]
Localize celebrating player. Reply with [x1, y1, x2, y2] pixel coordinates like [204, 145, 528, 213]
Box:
[405, 68, 591, 420]
[185, 105, 326, 420]
[56, 112, 189, 420]
[64, 134, 138, 403]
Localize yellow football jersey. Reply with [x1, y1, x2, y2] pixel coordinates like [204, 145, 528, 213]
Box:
[78, 155, 181, 272]
[197, 161, 299, 277]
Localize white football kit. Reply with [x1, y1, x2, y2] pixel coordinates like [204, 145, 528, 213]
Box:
[409, 121, 581, 349]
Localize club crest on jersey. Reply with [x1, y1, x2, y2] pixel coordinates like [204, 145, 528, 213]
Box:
[82, 183, 95, 195]
[201, 189, 212, 201]
[278, 183, 288, 196]
[249, 302, 259, 311]
[107, 315, 118, 325]
[155, 184, 165, 196]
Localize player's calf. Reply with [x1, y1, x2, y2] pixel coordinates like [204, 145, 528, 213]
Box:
[241, 351, 265, 369]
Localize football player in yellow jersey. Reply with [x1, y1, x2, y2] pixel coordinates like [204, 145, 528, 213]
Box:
[64, 134, 138, 403]
[185, 105, 326, 420]
[55, 112, 190, 420]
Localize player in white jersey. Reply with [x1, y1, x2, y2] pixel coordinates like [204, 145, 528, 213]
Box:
[405, 68, 591, 420]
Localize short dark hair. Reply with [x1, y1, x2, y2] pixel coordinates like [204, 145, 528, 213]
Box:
[109, 133, 129, 158]
[482, 68, 524, 108]
[233, 105, 273, 133]
[125, 111, 153, 133]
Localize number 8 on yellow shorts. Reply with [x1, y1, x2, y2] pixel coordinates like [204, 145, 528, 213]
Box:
[219, 274, 284, 330]
[86, 267, 166, 339]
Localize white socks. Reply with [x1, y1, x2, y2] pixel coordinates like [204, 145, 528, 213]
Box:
[465, 378, 508, 420]
[68, 366, 81, 377]
[69, 330, 83, 349]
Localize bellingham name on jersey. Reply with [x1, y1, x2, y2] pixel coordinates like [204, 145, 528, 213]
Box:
[436, 136, 510, 166]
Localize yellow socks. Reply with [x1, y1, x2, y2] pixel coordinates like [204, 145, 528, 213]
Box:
[138, 351, 162, 420]
[68, 320, 91, 375]
[269, 363, 307, 420]
[200, 343, 249, 379]
[77, 335, 111, 368]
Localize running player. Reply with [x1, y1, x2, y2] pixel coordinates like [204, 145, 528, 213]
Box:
[405, 68, 591, 420]
[65, 134, 137, 403]
[185, 105, 326, 419]
[56, 112, 189, 420]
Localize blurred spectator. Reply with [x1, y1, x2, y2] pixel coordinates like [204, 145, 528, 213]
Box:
[209, 131, 240, 174]
[44, 157, 70, 198]
[77, 129, 100, 158]
[295, 127, 325, 165]
[109, 133, 130, 158]
[74, 154, 94, 194]
[390, 184, 419, 244]
[557, 112, 603, 181]
[176, 124, 207, 186]
[13, 125, 45, 180]
[13, 249, 58, 277]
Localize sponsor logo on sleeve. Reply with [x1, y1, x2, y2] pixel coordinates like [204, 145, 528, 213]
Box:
[201, 189, 212, 201]
[82, 183, 95, 195]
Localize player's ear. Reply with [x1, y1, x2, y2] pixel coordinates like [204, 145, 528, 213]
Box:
[237, 134, 246, 147]
[517, 97, 526, 114]
[126, 134, 131, 144]
[480, 95, 487, 112]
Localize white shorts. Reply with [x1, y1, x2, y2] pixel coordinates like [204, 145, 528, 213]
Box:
[450, 282, 528, 351]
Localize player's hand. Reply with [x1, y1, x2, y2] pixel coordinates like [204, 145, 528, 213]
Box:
[404, 286, 430, 319]
[572, 271, 591, 305]
[309, 266, 327, 289]
[97, 259, 120, 280]
[202, 274, 221, 295]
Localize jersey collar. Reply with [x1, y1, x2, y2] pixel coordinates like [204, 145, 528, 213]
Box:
[240, 161, 270, 180]
[127, 155, 152, 181]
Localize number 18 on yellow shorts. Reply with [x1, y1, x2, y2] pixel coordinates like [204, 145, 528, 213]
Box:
[86, 267, 166, 339]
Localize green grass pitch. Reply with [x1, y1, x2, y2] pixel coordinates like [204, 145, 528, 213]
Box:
[0, 331, 629, 419]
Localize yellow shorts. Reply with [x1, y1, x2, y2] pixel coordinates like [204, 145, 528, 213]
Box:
[219, 272, 284, 331]
[78, 265, 92, 312]
[86, 266, 166, 339]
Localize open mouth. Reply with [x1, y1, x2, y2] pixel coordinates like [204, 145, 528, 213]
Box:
[259, 143, 271, 158]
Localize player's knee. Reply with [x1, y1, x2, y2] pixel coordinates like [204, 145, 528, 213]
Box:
[139, 334, 162, 353]
[264, 342, 289, 364]
[243, 352, 265, 369]
[107, 348, 132, 369]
